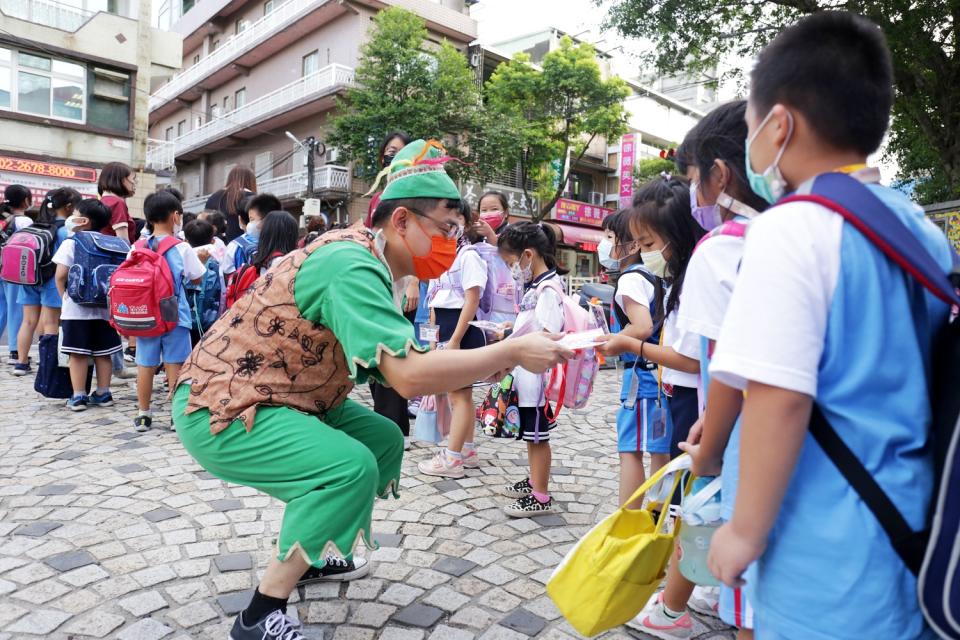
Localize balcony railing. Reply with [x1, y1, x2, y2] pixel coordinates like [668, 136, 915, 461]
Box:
[181, 165, 350, 212]
[1, 0, 94, 31]
[146, 139, 176, 172]
[149, 0, 332, 111]
[172, 64, 353, 157]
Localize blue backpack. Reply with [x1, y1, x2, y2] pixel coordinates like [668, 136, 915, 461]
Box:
[783, 172, 960, 639]
[67, 231, 130, 307]
[232, 234, 258, 270]
[186, 257, 221, 335]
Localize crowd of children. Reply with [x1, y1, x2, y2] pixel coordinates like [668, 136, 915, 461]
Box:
[0, 10, 953, 640]
[0, 169, 302, 436]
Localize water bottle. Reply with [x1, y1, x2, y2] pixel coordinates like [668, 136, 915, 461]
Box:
[678, 476, 722, 586]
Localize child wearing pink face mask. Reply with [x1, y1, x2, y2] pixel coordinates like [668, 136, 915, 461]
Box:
[477, 191, 509, 236]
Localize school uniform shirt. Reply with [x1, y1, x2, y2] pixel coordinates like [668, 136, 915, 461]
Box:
[675, 222, 748, 522]
[5, 214, 32, 231]
[128, 235, 206, 330]
[53, 238, 110, 321]
[510, 270, 564, 407]
[710, 180, 951, 640]
[614, 268, 660, 399]
[662, 300, 700, 390]
[221, 235, 256, 277]
[429, 246, 487, 310]
[210, 237, 227, 263]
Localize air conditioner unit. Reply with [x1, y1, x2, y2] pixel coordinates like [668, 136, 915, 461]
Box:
[326, 148, 341, 163]
[588, 191, 604, 205]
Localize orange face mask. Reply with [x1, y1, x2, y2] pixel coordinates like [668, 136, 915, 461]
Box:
[401, 212, 457, 280]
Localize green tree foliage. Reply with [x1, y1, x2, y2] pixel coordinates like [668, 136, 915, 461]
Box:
[601, 0, 960, 205]
[634, 157, 677, 186]
[327, 8, 481, 181]
[484, 37, 630, 220]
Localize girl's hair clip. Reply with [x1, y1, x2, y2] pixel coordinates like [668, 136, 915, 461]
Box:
[659, 171, 672, 181]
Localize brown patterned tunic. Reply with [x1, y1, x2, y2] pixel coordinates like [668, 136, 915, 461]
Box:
[177, 229, 379, 434]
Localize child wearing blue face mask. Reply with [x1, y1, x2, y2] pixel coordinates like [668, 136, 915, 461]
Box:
[705, 13, 952, 640]
[220, 193, 281, 285]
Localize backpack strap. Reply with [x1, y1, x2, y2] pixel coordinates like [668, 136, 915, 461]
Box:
[695, 220, 747, 251]
[779, 172, 957, 576]
[781, 172, 959, 306]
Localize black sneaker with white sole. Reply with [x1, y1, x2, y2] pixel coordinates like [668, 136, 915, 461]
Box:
[500, 477, 534, 499]
[296, 556, 369, 585]
[229, 609, 303, 640]
[504, 493, 558, 518]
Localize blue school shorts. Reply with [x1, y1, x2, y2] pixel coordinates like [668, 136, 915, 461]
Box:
[136, 326, 192, 367]
[17, 280, 61, 308]
[616, 392, 673, 454]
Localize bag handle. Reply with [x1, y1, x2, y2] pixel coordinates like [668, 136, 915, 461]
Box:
[680, 475, 721, 516]
[620, 454, 692, 532]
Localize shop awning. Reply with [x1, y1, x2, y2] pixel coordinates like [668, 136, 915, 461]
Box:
[554, 223, 605, 250]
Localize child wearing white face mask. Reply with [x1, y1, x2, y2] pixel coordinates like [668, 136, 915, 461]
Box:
[220, 193, 281, 284]
[494, 222, 569, 517]
[130, 191, 206, 433]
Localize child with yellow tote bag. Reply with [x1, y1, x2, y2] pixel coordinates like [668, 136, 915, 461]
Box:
[547, 454, 692, 636]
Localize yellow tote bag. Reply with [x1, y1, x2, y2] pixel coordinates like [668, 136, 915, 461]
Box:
[546, 455, 691, 636]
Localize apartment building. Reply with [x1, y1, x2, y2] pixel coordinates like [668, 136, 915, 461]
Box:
[0, 0, 180, 213]
[147, 0, 478, 219]
[476, 28, 704, 280]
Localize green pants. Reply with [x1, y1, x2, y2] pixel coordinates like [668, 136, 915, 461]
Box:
[173, 384, 403, 567]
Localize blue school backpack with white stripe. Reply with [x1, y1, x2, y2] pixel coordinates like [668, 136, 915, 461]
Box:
[232, 233, 258, 270]
[782, 172, 960, 639]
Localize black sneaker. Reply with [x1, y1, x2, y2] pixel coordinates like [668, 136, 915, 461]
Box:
[229, 609, 303, 640]
[295, 556, 369, 585]
[123, 347, 136, 363]
[504, 493, 558, 518]
[6, 351, 18, 365]
[500, 477, 533, 499]
[134, 415, 152, 433]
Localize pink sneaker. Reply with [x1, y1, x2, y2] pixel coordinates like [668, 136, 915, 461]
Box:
[417, 450, 464, 478]
[463, 448, 479, 469]
[627, 592, 693, 639]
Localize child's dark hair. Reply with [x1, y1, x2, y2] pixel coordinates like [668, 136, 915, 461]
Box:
[76, 198, 112, 232]
[143, 190, 183, 223]
[202, 211, 227, 238]
[370, 198, 461, 228]
[253, 211, 299, 270]
[241, 193, 282, 224]
[628, 177, 705, 318]
[686, 100, 769, 213]
[37, 187, 82, 225]
[163, 186, 184, 202]
[497, 221, 569, 276]
[751, 11, 893, 155]
[184, 219, 214, 248]
[2, 184, 31, 214]
[479, 191, 508, 211]
[605, 209, 634, 245]
[182, 212, 198, 227]
[97, 162, 134, 198]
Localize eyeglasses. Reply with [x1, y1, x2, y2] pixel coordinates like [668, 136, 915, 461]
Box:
[411, 209, 463, 240]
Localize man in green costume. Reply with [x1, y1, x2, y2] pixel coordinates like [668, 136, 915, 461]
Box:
[173, 140, 573, 640]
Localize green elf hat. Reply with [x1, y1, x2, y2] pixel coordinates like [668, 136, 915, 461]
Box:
[369, 139, 462, 201]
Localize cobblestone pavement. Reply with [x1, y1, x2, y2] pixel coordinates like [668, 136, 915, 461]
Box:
[0, 362, 735, 640]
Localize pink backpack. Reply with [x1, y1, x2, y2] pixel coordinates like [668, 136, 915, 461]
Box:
[536, 278, 601, 412]
[108, 237, 181, 337]
[0, 225, 57, 286]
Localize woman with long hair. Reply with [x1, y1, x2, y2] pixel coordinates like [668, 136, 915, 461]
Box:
[206, 166, 257, 241]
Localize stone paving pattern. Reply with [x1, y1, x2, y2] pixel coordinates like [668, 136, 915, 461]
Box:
[0, 365, 734, 639]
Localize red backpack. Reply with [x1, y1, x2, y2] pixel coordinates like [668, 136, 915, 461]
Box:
[108, 237, 181, 337]
[224, 251, 282, 309]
